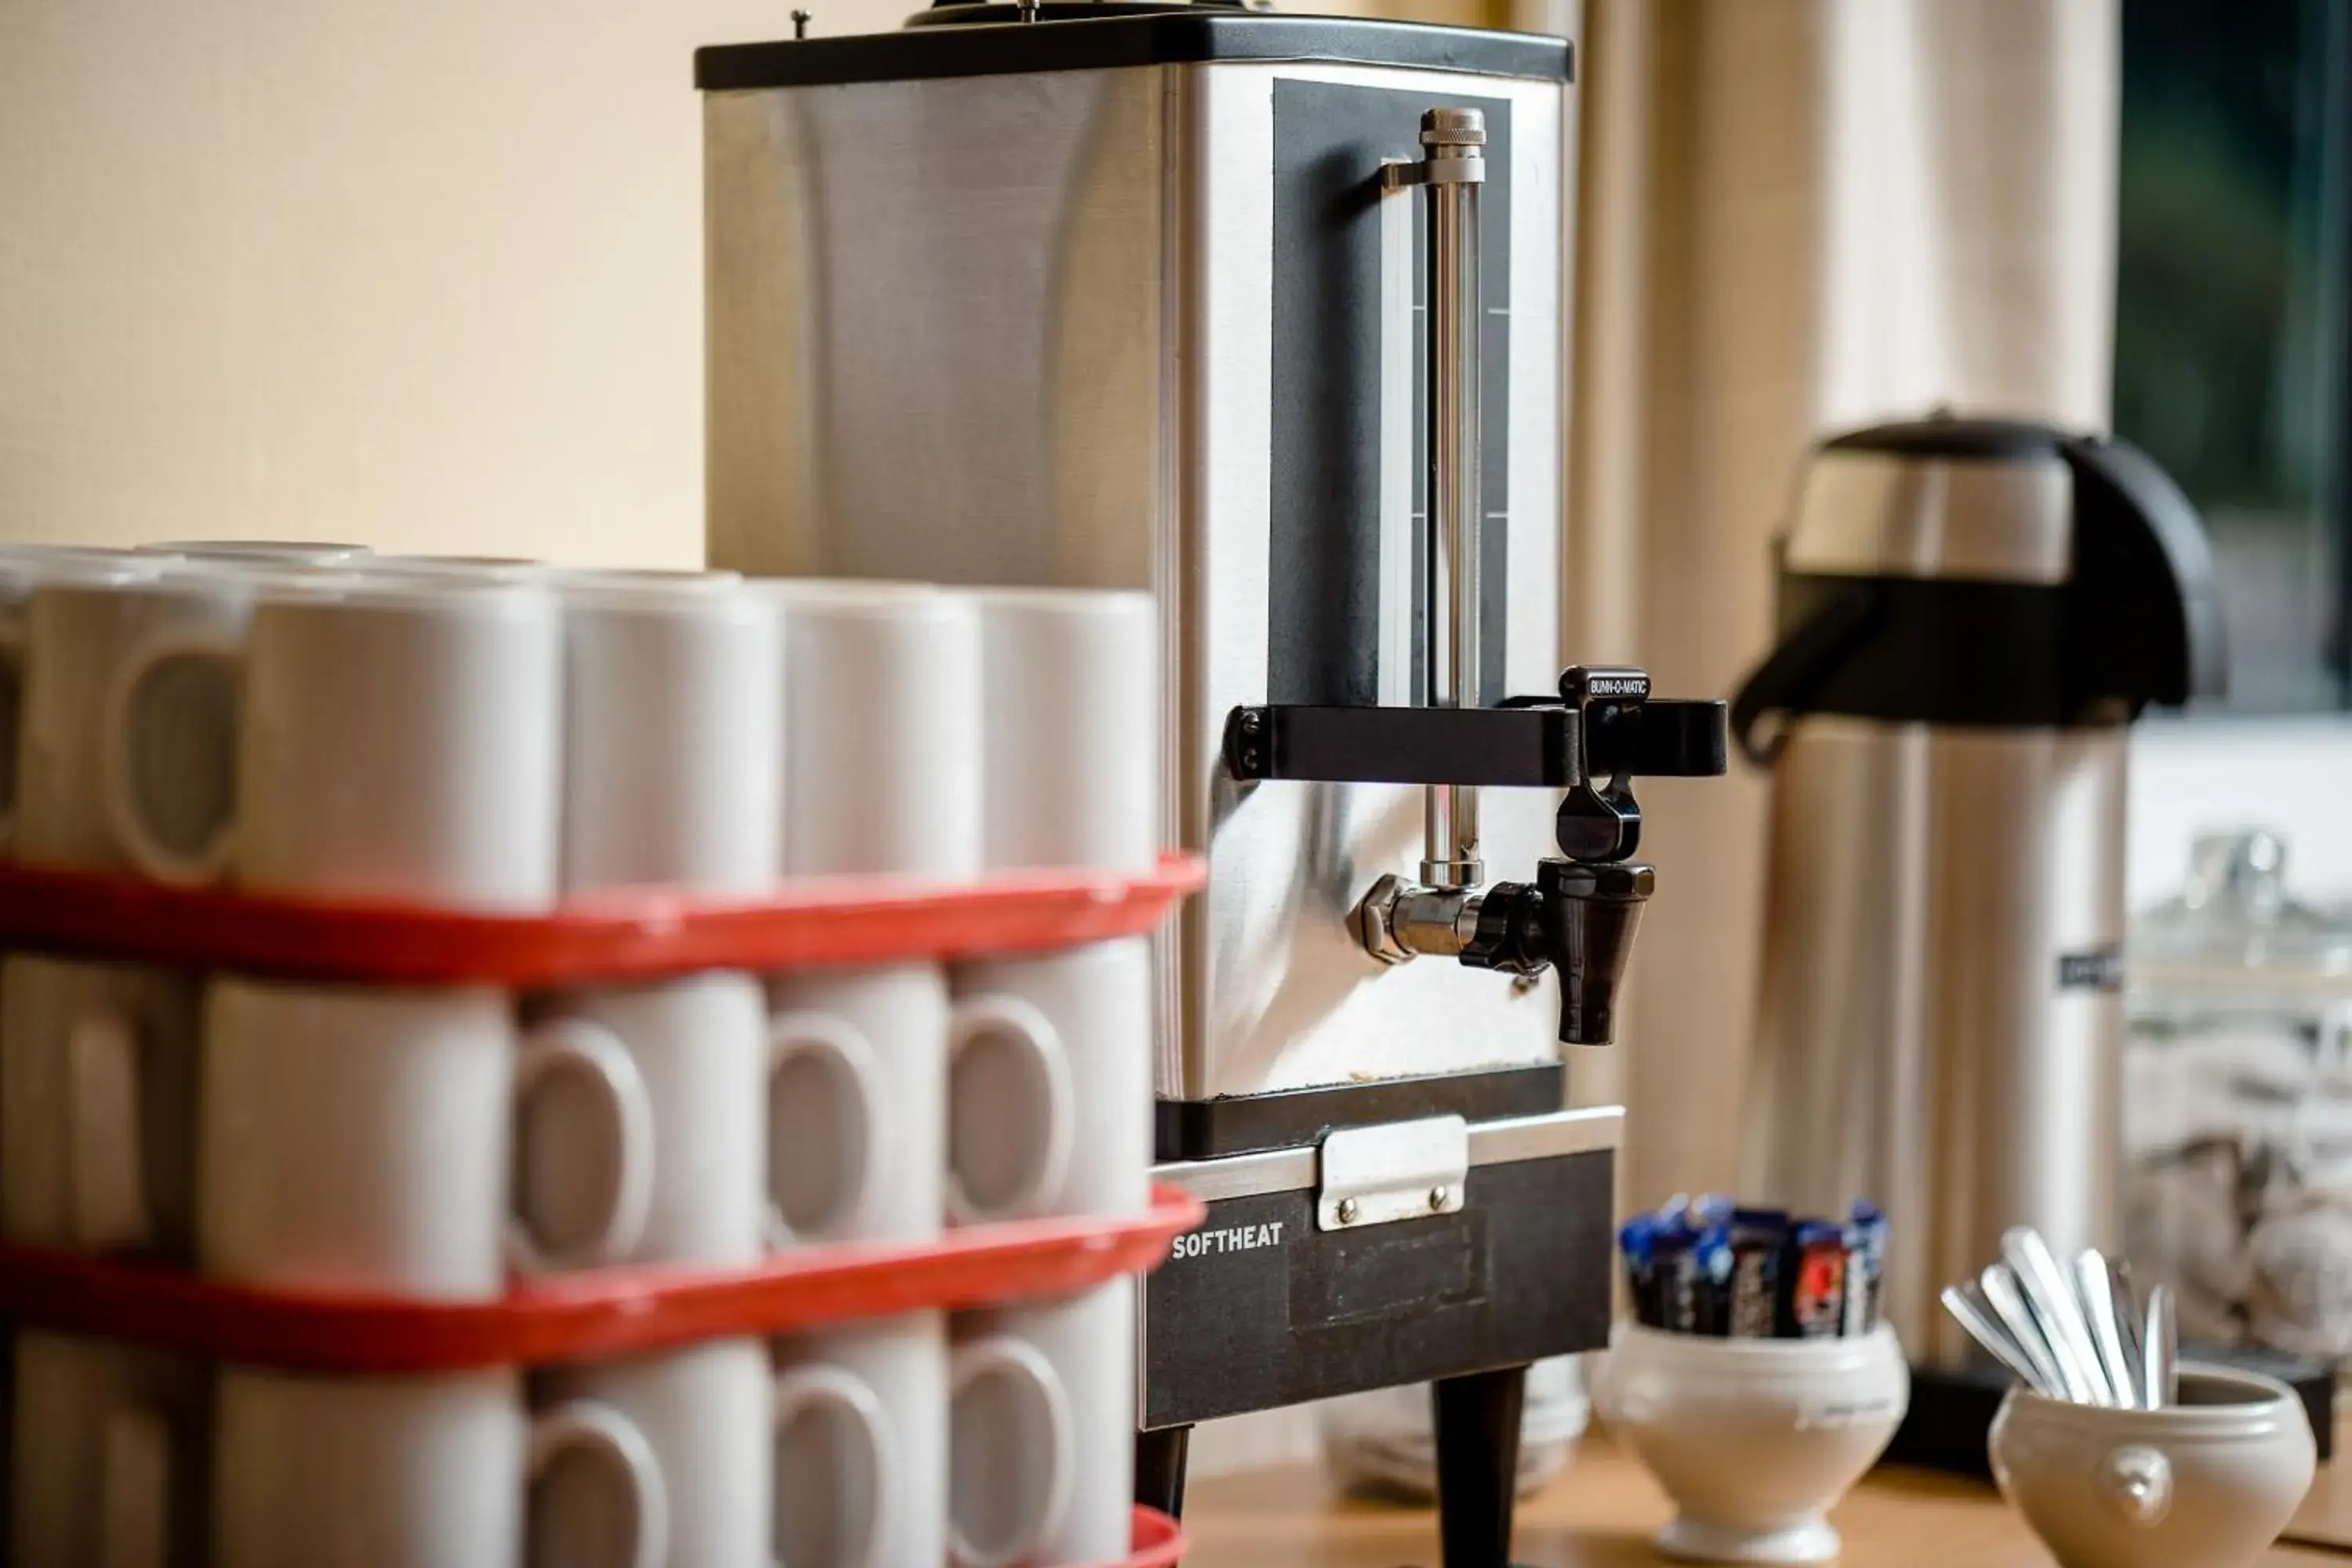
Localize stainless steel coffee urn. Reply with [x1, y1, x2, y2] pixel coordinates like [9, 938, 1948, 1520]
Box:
[698, 5, 1726, 1559]
[1734, 416, 2226, 1461]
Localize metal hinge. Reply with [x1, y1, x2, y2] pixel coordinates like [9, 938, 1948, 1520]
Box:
[1316, 1114, 1470, 1232]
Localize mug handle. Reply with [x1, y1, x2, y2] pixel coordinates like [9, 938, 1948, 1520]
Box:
[98, 630, 244, 886]
[0, 619, 26, 855]
[772, 1363, 898, 1568]
[764, 1011, 891, 1248]
[530, 1399, 670, 1568]
[96, 1404, 172, 1568]
[944, 995, 1074, 1225]
[507, 1018, 656, 1272]
[67, 1008, 152, 1253]
[947, 1335, 1074, 1568]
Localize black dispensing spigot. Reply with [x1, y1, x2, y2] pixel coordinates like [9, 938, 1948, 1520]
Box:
[1229, 665, 1728, 1048]
[1449, 668, 1713, 1045]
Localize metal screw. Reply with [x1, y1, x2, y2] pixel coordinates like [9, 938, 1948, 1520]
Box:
[1510, 973, 1540, 996]
[1240, 747, 1261, 771]
[1240, 710, 1263, 735]
[790, 9, 811, 38]
[1336, 1197, 1360, 1225]
[1428, 1185, 1450, 1211]
[1017, 0, 1040, 20]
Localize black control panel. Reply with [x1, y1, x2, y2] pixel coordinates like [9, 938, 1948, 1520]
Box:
[1140, 1148, 1613, 1429]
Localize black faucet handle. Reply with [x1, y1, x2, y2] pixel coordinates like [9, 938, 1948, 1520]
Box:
[1556, 774, 1642, 864]
[1551, 667, 1728, 864]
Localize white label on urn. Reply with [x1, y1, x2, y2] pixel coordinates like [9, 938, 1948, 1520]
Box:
[1170, 1221, 1287, 1261]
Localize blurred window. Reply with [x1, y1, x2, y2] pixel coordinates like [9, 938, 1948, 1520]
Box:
[2116, 0, 2350, 710]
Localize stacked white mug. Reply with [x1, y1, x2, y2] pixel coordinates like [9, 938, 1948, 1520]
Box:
[764, 581, 978, 1568]
[949, 588, 1159, 1568]
[5, 551, 254, 1568]
[519, 572, 782, 1568]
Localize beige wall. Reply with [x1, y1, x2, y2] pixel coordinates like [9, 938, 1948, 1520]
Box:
[0, 0, 906, 561]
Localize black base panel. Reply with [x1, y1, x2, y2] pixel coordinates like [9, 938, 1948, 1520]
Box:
[1140, 1147, 1613, 1429]
[1154, 1064, 1564, 1162]
[1885, 1351, 2336, 1478]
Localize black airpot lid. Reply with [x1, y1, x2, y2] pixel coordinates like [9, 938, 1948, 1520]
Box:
[1730, 418, 2230, 742]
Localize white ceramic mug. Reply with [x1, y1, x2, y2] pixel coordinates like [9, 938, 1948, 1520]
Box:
[199, 977, 653, 1299]
[0, 954, 204, 1258]
[17, 562, 258, 875]
[557, 576, 782, 896]
[950, 1288, 1131, 1568]
[105, 578, 562, 910]
[140, 541, 373, 565]
[776, 586, 980, 880]
[773, 1316, 945, 1568]
[214, 1364, 662, 1568]
[354, 555, 548, 582]
[968, 589, 1158, 873]
[546, 566, 742, 590]
[0, 551, 118, 856]
[946, 940, 1152, 1226]
[519, 975, 766, 1269]
[0, 545, 153, 565]
[532, 1338, 768, 1568]
[764, 965, 947, 1248]
[11, 1329, 210, 1568]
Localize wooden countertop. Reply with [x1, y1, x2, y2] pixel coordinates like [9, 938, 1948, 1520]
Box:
[1182, 1428, 2352, 1566]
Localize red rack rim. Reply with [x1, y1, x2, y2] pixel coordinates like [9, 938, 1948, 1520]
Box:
[0, 853, 1203, 985]
[1101, 1506, 1185, 1568]
[0, 1185, 1206, 1374]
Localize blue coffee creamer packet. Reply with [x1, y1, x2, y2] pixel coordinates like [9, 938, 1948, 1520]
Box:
[1691, 1224, 1737, 1335]
[1727, 1207, 1789, 1338]
[1842, 1200, 1889, 1335]
[1621, 1214, 1670, 1328]
[1682, 1192, 1735, 1231]
[1652, 1229, 1700, 1333]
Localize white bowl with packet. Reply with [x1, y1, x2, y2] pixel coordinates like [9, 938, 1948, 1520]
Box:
[1592, 1323, 1908, 1564]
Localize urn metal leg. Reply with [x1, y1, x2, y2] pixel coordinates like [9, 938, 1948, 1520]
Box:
[1134, 1424, 1193, 1522]
[1433, 1363, 1527, 1568]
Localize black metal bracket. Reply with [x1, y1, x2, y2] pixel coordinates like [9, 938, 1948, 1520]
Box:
[1222, 667, 1726, 793]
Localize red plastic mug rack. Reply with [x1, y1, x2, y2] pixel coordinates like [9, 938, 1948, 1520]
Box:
[0, 1186, 1204, 1374]
[0, 852, 1203, 986]
[0, 851, 1208, 1565]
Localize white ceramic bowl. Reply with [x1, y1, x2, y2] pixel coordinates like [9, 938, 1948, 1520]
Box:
[1990, 1365, 2314, 1568]
[1592, 1323, 1909, 1564]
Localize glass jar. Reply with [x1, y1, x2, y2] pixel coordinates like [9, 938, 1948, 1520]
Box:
[2125, 827, 2352, 1359]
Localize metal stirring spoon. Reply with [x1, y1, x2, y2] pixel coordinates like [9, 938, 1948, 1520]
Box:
[2107, 1256, 2147, 1410]
[2143, 1284, 2176, 1409]
[2075, 1249, 2139, 1410]
[1942, 1283, 2059, 1397]
[1980, 1263, 2082, 1403]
